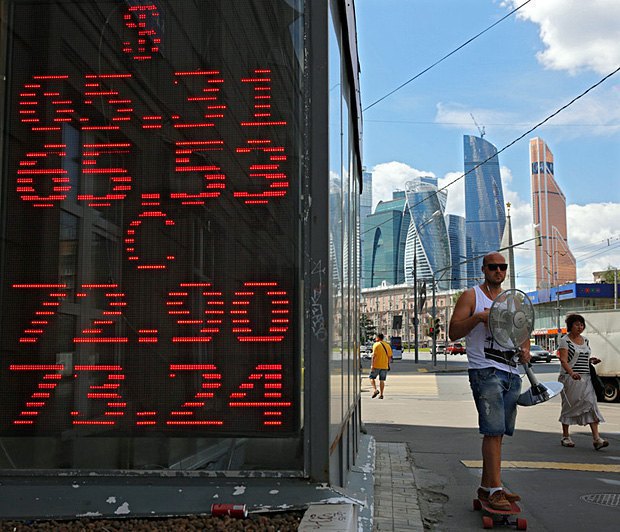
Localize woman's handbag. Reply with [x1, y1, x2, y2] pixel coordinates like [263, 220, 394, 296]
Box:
[589, 363, 605, 402]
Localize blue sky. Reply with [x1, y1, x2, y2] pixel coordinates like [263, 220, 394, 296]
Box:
[355, 0, 620, 291]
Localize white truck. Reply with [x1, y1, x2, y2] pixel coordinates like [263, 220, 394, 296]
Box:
[582, 310, 620, 402]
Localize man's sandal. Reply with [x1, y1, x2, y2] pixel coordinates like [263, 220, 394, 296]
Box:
[561, 437, 575, 447]
[372, 390, 379, 399]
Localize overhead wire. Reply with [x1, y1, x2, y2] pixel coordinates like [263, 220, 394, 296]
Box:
[361, 62, 620, 239]
[363, 0, 534, 112]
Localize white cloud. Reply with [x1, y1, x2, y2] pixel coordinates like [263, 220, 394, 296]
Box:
[507, 0, 620, 75]
[567, 203, 620, 280]
[438, 171, 465, 216]
[370, 161, 435, 210]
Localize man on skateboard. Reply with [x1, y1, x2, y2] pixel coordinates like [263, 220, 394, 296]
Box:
[449, 252, 531, 511]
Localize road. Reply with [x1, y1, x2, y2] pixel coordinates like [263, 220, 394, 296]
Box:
[362, 351, 620, 531]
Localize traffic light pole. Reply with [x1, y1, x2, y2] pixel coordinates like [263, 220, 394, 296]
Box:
[413, 247, 418, 364]
[431, 279, 436, 366]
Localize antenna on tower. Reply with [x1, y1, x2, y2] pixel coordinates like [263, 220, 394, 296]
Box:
[470, 113, 485, 139]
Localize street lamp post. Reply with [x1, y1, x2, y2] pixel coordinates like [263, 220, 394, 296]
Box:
[412, 210, 441, 363]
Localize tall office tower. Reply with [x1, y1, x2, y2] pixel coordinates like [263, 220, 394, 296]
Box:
[530, 138, 576, 289]
[464, 135, 506, 287]
[329, 177, 343, 286]
[446, 214, 467, 289]
[359, 168, 373, 286]
[403, 179, 451, 290]
[362, 191, 409, 288]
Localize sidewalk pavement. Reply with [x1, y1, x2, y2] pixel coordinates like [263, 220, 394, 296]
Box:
[373, 441, 425, 531]
[360, 351, 468, 531]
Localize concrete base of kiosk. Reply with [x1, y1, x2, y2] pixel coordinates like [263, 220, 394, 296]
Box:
[0, 435, 374, 531]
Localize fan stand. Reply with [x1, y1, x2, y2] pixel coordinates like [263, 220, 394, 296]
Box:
[518, 358, 564, 406]
[488, 289, 563, 407]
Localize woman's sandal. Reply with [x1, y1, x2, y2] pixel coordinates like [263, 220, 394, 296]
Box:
[561, 437, 575, 447]
[593, 438, 609, 450]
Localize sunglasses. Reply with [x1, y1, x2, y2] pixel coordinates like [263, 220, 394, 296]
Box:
[486, 263, 508, 271]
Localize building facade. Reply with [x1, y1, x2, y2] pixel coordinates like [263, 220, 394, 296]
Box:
[362, 191, 409, 288]
[403, 178, 451, 290]
[464, 135, 506, 287]
[446, 214, 467, 290]
[359, 168, 373, 286]
[530, 138, 576, 290]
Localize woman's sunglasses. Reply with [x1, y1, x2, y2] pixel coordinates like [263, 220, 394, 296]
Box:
[486, 263, 508, 271]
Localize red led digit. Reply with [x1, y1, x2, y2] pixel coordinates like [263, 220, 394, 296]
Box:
[13, 284, 68, 343]
[125, 210, 176, 270]
[229, 364, 290, 426]
[171, 70, 225, 132]
[72, 365, 126, 425]
[171, 140, 226, 204]
[78, 142, 133, 207]
[10, 364, 64, 425]
[240, 69, 286, 127]
[166, 364, 223, 426]
[73, 284, 128, 344]
[233, 140, 289, 204]
[16, 144, 69, 207]
[168, 283, 224, 343]
[81, 74, 134, 130]
[18, 76, 73, 131]
[232, 282, 290, 343]
[122, 5, 161, 61]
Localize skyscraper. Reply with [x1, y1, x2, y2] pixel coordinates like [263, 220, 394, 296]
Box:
[403, 178, 451, 290]
[530, 138, 576, 289]
[446, 214, 467, 289]
[360, 168, 373, 286]
[464, 135, 506, 287]
[362, 191, 409, 287]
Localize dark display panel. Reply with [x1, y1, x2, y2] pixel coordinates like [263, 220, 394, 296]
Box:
[0, 0, 303, 443]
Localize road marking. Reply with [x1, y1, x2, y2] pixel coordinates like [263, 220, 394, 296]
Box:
[364, 374, 439, 396]
[461, 460, 620, 473]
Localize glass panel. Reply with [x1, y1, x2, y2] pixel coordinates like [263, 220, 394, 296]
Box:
[0, 0, 303, 470]
[328, 10, 343, 441]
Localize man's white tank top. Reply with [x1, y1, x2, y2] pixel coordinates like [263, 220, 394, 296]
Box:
[465, 285, 519, 374]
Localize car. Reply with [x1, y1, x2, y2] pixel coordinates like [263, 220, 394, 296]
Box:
[360, 343, 372, 360]
[390, 336, 403, 360]
[529, 344, 552, 363]
[445, 342, 466, 355]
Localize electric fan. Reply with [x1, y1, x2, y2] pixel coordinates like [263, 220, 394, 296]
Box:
[488, 289, 563, 407]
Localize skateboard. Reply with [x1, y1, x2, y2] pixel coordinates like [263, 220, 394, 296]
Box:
[473, 498, 527, 530]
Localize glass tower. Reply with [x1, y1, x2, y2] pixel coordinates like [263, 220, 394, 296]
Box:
[403, 179, 451, 290]
[446, 214, 467, 289]
[360, 169, 373, 286]
[362, 191, 408, 288]
[463, 135, 506, 287]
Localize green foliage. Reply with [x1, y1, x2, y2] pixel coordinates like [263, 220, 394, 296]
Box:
[360, 313, 377, 343]
[598, 266, 619, 284]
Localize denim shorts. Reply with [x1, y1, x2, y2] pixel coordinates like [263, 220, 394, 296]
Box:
[369, 368, 388, 381]
[468, 367, 522, 436]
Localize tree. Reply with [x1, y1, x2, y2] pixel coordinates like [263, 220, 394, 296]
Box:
[598, 266, 619, 284]
[360, 313, 377, 343]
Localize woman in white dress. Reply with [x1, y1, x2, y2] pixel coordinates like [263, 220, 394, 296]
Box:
[557, 314, 609, 450]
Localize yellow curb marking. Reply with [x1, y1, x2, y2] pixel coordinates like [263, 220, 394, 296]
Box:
[461, 460, 620, 473]
[418, 368, 429, 373]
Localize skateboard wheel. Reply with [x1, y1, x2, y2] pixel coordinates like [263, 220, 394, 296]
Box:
[473, 499, 482, 510]
[516, 517, 527, 530]
[482, 515, 494, 529]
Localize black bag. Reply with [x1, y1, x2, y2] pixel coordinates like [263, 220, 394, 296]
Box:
[589, 363, 605, 402]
